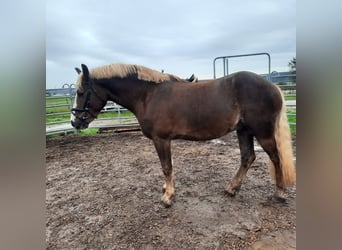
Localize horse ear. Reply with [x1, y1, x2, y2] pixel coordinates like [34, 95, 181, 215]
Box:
[75, 67, 81, 74]
[81, 64, 90, 82]
[187, 74, 195, 82]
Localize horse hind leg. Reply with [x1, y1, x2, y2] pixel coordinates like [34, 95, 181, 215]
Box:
[256, 136, 287, 202]
[260, 84, 296, 202]
[226, 128, 256, 196]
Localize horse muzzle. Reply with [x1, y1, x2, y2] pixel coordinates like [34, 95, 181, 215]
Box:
[71, 118, 89, 130]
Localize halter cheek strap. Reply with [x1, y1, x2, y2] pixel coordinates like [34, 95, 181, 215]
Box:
[71, 94, 100, 119]
[71, 81, 106, 120]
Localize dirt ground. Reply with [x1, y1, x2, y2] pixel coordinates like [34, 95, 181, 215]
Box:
[46, 131, 296, 249]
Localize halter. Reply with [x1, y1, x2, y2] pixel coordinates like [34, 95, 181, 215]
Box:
[71, 80, 105, 121]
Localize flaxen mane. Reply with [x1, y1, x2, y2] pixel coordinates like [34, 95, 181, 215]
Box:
[90, 63, 183, 83]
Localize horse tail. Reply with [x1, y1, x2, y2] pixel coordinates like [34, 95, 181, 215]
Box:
[269, 85, 296, 187]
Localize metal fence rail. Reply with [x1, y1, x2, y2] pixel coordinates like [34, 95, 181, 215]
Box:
[46, 85, 138, 135]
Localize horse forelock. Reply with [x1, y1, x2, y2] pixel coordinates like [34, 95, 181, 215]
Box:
[89, 63, 182, 83]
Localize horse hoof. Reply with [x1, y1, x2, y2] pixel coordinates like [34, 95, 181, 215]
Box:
[225, 185, 240, 197]
[225, 189, 236, 197]
[161, 198, 172, 208]
[271, 194, 286, 203]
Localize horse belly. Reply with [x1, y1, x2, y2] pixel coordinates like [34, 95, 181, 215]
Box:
[143, 82, 240, 140]
[173, 111, 239, 141]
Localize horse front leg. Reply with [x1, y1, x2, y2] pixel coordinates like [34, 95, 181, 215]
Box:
[152, 137, 174, 207]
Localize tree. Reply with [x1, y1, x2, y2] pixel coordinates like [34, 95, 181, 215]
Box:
[288, 57, 296, 73]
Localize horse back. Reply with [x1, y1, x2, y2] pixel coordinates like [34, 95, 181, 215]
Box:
[139, 71, 281, 140]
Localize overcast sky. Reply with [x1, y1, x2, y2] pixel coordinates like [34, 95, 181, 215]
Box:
[46, 0, 296, 89]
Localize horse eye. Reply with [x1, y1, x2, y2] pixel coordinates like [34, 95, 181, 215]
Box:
[77, 91, 84, 97]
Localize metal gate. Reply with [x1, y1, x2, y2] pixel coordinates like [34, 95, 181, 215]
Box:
[212, 53, 296, 132]
[213, 52, 271, 80]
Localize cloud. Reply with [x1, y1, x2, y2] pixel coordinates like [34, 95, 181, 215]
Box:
[46, 0, 296, 88]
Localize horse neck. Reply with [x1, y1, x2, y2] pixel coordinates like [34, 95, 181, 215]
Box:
[100, 78, 155, 114]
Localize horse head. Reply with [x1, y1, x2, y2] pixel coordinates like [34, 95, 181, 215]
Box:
[71, 64, 107, 129]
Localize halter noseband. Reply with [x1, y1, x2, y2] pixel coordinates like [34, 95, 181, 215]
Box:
[71, 81, 105, 120]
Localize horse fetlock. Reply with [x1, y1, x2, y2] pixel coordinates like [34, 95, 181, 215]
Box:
[161, 178, 175, 207]
[163, 176, 175, 194]
[162, 183, 166, 193]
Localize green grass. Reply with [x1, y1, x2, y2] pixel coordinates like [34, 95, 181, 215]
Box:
[287, 110, 296, 134]
[46, 128, 100, 139]
[285, 94, 296, 134]
[284, 95, 296, 101]
[46, 114, 71, 124]
[46, 106, 71, 114]
[46, 96, 134, 124]
[77, 128, 99, 135]
[46, 96, 72, 108]
[46, 97, 72, 123]
[46, 110, 134, 124]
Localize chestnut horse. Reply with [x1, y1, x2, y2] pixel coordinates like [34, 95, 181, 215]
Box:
[71, 63, 295, 207]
